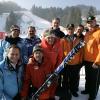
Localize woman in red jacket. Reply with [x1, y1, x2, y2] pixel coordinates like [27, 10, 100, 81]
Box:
[21, 45, 57, 100]
[41, 29, 63, 70]
[41, 29, 63, 100]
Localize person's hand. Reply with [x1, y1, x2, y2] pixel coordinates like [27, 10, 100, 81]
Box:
[92, 63, 98, 69]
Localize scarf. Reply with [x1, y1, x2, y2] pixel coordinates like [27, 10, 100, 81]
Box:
[5, 36, 21, 45]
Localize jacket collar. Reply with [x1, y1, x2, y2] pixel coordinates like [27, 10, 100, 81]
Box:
[4, 57, 21, 71]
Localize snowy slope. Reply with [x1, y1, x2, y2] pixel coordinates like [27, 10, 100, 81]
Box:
[0, 10, 51, 38]
[0, 13, 9, 32]
[16, 11, 51, 38]
[0, 11, 100, 100]
[72, 78, 100, 100]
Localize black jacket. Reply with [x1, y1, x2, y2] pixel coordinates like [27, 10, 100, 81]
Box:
[52, 28, 65, 38]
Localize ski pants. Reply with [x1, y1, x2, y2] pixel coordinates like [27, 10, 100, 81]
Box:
[84, 61, 100, 99]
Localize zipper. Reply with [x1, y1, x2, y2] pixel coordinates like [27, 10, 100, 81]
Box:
[16, 71, 19, 93]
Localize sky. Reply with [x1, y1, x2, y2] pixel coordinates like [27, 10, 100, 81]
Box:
[0, 0, 100, 10]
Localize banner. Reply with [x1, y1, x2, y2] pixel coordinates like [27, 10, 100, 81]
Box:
[0, 32, 5, 39]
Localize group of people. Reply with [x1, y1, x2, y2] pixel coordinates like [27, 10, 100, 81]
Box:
[0, 16, 100, 100]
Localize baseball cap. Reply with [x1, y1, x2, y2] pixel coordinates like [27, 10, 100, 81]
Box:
[87, 16, 95, 22]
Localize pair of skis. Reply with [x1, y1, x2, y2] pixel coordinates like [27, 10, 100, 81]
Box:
[31, 40, 85, 100]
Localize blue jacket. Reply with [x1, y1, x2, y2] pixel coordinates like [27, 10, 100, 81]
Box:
[23, 35, 41, 64]
[0, 37, 25, 63]
[0, 58, 24, 100]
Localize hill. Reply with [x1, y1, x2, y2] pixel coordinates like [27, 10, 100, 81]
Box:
[0, 10, 51, 38]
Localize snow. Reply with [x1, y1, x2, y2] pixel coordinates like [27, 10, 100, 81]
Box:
[0, 13, 9, 32]
[15, 11, 51, 38]
[72, 67, 100, 100]
[0, 10, 100, 100]
[0, 10, 51, 38]
[55, 67, 100, 100]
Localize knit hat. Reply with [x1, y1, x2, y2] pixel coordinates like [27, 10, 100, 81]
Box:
[10, 25, 20, 31]
[43, 29, 56, 37]
[33, 45, 43, 53]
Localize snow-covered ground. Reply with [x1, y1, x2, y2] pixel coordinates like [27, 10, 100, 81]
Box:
[0, 10, 51, 38]
[17, 11, 51, 38]
[55, 67, 100, 100]
[72, 67, 100, 100]
[0, 10, 100, 100]
[0, 13, 9, 31]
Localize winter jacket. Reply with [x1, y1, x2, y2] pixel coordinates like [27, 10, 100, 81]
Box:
[52, 28, 65, 38]
[23, 35, 41, 64]
[0, 36, 25, 63]
[84, 28, 100, 65]
[0, 58, 24, 100]
[41, 38, 63, 70]
[21, 55, 57, 100]
[0, 45, 3, 62]
[61, 36, 84, 65]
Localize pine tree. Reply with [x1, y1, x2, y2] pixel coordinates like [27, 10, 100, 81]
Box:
[5, 11, 18, 32]
[87, 6, 96, 17]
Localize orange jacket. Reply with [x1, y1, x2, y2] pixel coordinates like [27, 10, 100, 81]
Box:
[41, 38, 63, 70]
[21, 55, 57, 100]
[61, 37, 83, 65]
[84, 28, 100, 65]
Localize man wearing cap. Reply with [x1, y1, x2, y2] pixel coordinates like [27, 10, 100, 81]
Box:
[59, 24, 84, 98]
[86, 16, 99, 29]
[81, 16, 100, 100]
[21, 45, 57, 100]
[0, 25, 25, 63]
[65, 24, 76, 41]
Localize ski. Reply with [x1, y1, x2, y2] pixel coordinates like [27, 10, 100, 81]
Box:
[31, 40, 85, 100]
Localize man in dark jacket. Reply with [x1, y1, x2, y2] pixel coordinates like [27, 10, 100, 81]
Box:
[51, 18, 65, 38]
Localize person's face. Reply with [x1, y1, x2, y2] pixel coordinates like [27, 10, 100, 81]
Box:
[28, 27, 36, 38]
[92, 19, 97, 26]
[52, 19, 60, 29]
[7, 48, 20, 64]
[11, 29, 20, 38]
[76, 26, 84, 35]
[45, 35, 56, 45]
[67, 28, 74, 35]
[33, 51, 43, 63]
[86, 21, 95, 31]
